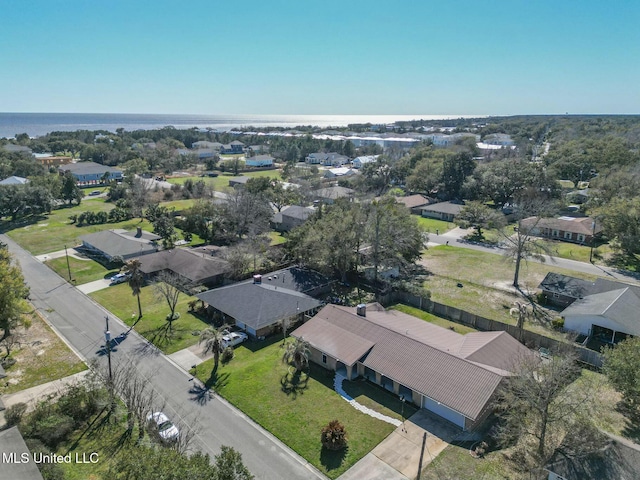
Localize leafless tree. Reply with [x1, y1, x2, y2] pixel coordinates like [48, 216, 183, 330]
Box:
[153, 271, 189, 332]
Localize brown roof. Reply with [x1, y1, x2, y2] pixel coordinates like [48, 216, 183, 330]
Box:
[137, 248, 230, 284]
[292, 304, 531, 420]
[521, 216, 603, 236]
[395, 194, 430, 209]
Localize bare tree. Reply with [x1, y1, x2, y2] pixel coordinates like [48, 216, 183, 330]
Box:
[153, 271, 188, 332]
[128, 176, 153, 220]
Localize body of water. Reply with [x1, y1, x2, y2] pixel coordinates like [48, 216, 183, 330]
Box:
[0, 113, 480, 138]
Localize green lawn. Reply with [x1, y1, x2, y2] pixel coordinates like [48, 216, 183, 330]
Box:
[195, 339, 398, 479]
[538, 239, 612, 264]
[269, 231, 287, 246]
[389, 304, 478, 334]
[421, 442, 512, 480]
[90, 283, 209, 354]
[45, 256, 118, 284]
[167, 170, 283, 193]
[160, 198, 197, 211]
[416, 216, 454, 234]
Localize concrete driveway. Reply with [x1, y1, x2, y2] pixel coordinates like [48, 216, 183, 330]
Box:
[76, 278, 112, 294]
[342, 409, 462, 480]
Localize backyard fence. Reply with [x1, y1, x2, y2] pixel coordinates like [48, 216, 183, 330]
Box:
[378, 290, 603, 368]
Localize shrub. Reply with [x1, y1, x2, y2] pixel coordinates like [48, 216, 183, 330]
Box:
[552, 317, 565, 330]
[56, 384, 102, 426]
[221, 347, 234, 364]
[31, 412, 75, 448]
[321, 420, 348, 450]
[5, 402, 27, 427]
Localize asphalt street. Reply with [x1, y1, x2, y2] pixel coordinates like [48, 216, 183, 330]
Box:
[2, 234, 325, 480]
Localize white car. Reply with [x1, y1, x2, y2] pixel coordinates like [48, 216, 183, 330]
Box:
[110, 273, 130, 285]
[146, 411, 179, 441]
[222, 331, 249, 348]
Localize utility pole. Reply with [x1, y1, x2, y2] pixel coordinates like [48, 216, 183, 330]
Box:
[589, 220, 596, 263]
[64, 244, 72, 281]
[105, 316, 113, 383]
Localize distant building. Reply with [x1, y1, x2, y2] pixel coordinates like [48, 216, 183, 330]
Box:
[192, 141, 222, 150]
[220, 141, 245, 154]
[271, 205, 315, 232]
[245, 155, 275, 167]
[2, 144, 32, 155]
[352, 155, 379, 169]
[520, 216, 602, 244]
[312, 186, 355, 204]
[305, 152, 349, 167]
[420, 201, 464, 222]
[228, 176, 251, 187]
[0, 176, 29, 185]
[323, 167, 357, 178]
[59, 161, 123, 186]
[482, 133, 515, 146]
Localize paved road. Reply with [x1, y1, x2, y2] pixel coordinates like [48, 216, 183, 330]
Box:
[2, 234, 324, 480]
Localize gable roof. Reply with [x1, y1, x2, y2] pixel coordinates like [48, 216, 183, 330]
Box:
[420, 201, 465, 215]
[137, 248, 230, 284]
[312, 186, 355, 200]
[279, 205, 315, 221]
[0, 176, 29, 185]
[562, 287, 640, 336]
[545, 433, 640, 480]
[521, 216, 603, 236]
[59, 161, 122, 176]
[80, 229, 159, 258]
[292, 304, 532, 420]
[0, 427, 44, 480]
[395, 194, 429, 209]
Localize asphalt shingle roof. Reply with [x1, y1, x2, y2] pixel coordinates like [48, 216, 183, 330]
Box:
[80, 229, 158, 258]
[59, 161, 122, 176]
[137, 248, 230, 284]
[0, 427, 44, 480]
[562, 288, 640, 336]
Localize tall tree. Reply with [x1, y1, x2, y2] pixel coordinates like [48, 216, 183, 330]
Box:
[123, 259, 144, 321]
[0, 245, 30, 345]
[455, 201, 505, 240]
[199, 326, 227, 373]
[602, 337, 640, 411]
[282, 337, 310, 373]
[61, 171, 83, 205]
[441, 151, 475, 200]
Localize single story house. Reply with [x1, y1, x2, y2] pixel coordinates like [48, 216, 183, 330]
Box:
[34, 155, 72, 167]
[395, 194, 430, 214]
[520, 216, 602, 245]
[2, 144, 33, 155]
[420, 201, 464, 222]
[136, 247, 230, 287]
[0, 426, 45, 480]
[305, 152, 349, 167]
[312, 186, 355, 204]
[271, 205, 315, 232]
[228, 176, 251, 187]
[59, 161, 123, 186]
[538, 272, 600, 308]
[323, 167, 358, 178]
[247, 145, 268, 155]
[545, 432, 640, 480]
[196, 266, 331, 337]
[0, 176, 29, 185]
[177, 148, 218, 159]
[220, 141, 245, 154]
[79, 228, 160, 262]
[292, 303, 532, 430]
[352, 155, 379, 169]
[245, 155, 275, 168]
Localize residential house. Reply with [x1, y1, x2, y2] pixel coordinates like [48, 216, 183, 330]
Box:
[352, 155, 379, 169]
[395, 194, 430, 214]
[420, 201, 464, 221]
[323, 167, 357, 178]
[247, 145, 268, 155]
[305, 152, 349, 167]
[538, 272, 598, 308]
[2, 144, 33, 155]
[137, 247, 230, 288]
[220, 140, 245, 154]
[33, 154, 73, 167]
[79, 228, 160, 262]
[0, 426, 45, 480]
[59, 161, 123, 186]
[545, 432, 640, 480]
[228, 176, 250, 188]
[520, 216, 602, 244]
[196, 266, 331, 337]
[192, 141, 222, 150]
[312, 186, 355, 204]
[245, 155, 275, 167]
[271, 205, 315, 232]
[0, 176, 29, 185]
[177, 148, 217, 160]
[482, 133, 514, 146]
[291, 303, 533, 430]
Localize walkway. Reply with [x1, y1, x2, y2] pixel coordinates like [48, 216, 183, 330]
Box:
[333, 374, 401, 426]
[35, 247, 86, 263]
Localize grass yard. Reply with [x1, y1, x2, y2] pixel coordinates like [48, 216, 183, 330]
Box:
[268, 231, 287, 246]
[416, 216, 454, 234]
[90, 283, 209, 354]
[167, 170, 282, 193]
[195, 338, 399, 478]
[159, 198, 197, 211]
[45, 256, 118, 284]
[538, 239, 612, 264]
[0, 310, 87, 395]
[389, 304, 478, 334]
[421, 442, 514, 480]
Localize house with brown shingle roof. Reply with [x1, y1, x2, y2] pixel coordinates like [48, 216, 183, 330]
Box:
[520, 215, 602, 244]
[394, 194, 430, 214]
[291, 303, 532, 430]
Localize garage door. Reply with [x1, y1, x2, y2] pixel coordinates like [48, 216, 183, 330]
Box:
[422, 397, 466, 429]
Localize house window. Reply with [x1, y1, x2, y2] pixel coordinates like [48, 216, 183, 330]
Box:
[577, 234, 585, 242]
[322, 354, 327, 364]
[564, 231, 572, 240]
[552, 229, 559, 237]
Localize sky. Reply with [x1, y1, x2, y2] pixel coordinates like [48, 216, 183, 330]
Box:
[1, 0, 639, 115]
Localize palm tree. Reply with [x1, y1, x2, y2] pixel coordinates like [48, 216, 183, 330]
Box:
[199, 326, 226, 373]
[123, 259, 144, 322]
[282, 337, 310, 372]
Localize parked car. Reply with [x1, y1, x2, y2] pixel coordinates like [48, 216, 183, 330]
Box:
[110, 273, 130, 285]
[146, 411, 179, 441]
[89, 190, 101, 196]
[222, 330, 248, 348]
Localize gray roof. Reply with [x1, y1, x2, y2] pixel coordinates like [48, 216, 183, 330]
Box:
[0, 427, 44, 480]
[562, 288, 640, 336]
[80, 229, 159, 258]
[420, 201, 465, 215]
[0, 176, 29, 185]
[546, 433, 640, 480]
[292, 304, 532, 420]
[280, 205, 314, 221]
[312, 186, 355, 200]
[196, 282, 322, 331]
[539, 272, 640, 301]
[137, 248, 230, 284]
[228, 176, 250, 184]
[59, 161, 122, 176]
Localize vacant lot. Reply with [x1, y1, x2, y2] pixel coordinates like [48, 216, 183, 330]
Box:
[167, 169, 282, 192]
[195, 338, 405, 479]
[390, 304, 478, 334]
[90, 283, 209, 354]
[0, 310, 86, 395]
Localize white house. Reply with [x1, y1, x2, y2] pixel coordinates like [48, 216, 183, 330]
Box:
[352, 155, 379, 169]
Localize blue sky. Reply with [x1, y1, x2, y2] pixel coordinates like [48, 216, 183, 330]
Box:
[1, 0, 638, 115]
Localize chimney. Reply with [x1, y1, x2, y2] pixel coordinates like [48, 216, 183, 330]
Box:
[136, 226, 142, 238]
[356, 304, 366, 317]
[253, 274, 262, 284]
